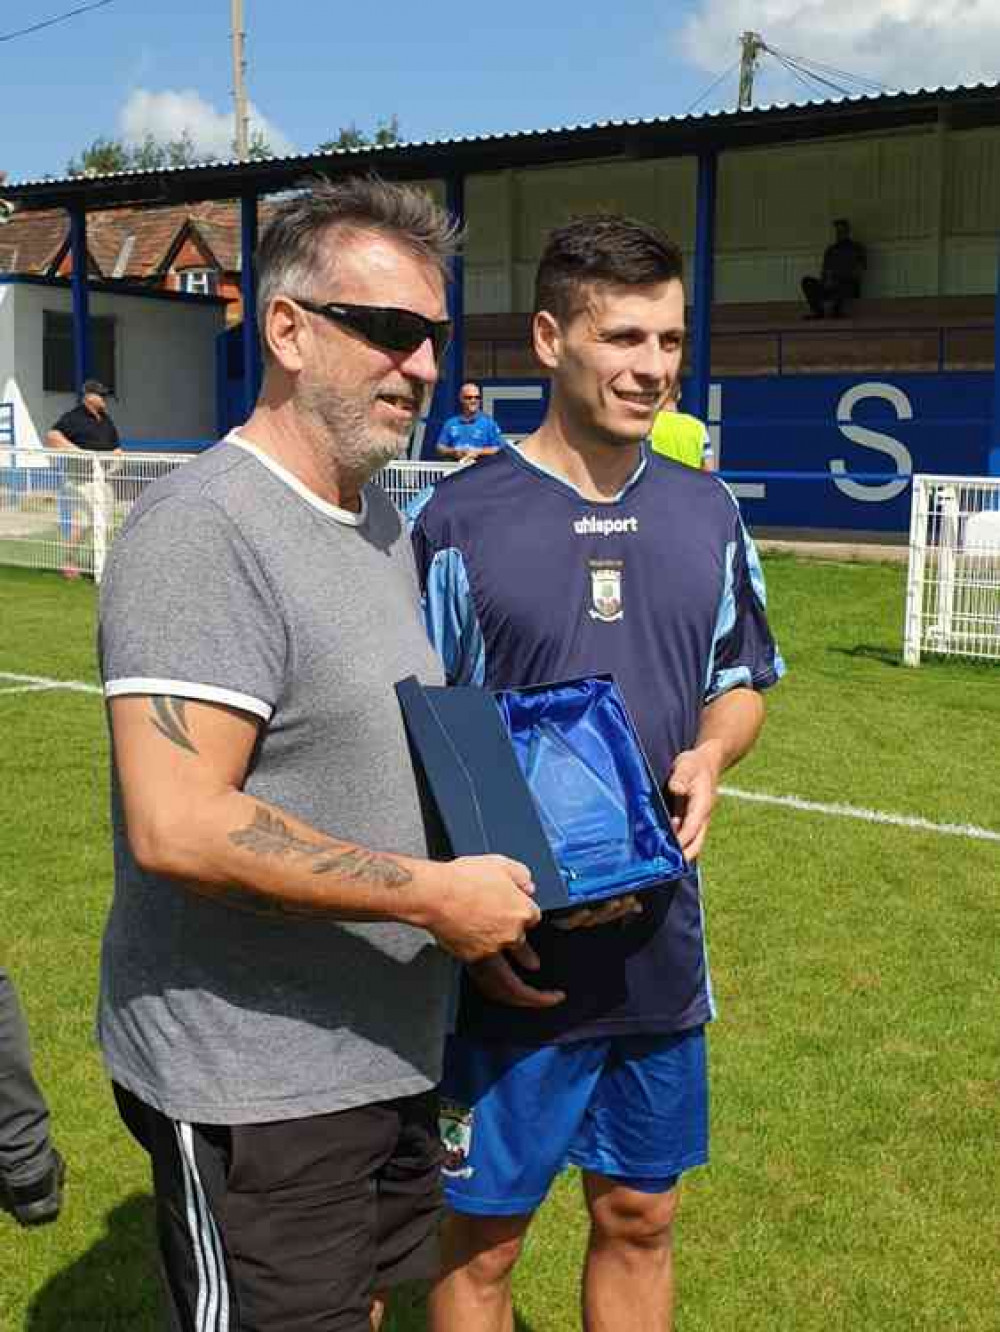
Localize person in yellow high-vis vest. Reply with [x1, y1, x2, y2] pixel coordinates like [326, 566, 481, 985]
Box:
[650, 382, 715, 470]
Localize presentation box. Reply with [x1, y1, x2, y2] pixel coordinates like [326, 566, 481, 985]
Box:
[396, 674, 688, 913]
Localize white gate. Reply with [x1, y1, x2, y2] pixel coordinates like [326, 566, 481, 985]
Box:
[904, 474, 1000, 665]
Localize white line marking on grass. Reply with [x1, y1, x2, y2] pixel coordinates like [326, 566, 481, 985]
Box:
[2, 671, 995, 844]
[0, 671, 102, 696]
[721, 786, 1000, 844]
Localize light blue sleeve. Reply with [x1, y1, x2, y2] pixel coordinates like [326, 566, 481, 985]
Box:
[423, 547, 486, 685]
[487, 416, 506, 447]
[704, 517, 786, 702]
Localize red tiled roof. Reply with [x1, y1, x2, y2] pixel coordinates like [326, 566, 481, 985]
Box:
[0, 199, 278, 280]
[0, 209, 69, 273]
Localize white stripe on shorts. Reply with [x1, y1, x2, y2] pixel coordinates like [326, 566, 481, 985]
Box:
[174, 1122, 231, 1332]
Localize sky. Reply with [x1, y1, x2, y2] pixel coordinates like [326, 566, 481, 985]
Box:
[3, 0, 1000, 184]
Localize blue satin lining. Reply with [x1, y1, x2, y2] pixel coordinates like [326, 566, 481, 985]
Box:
[495, 678, 685, 902]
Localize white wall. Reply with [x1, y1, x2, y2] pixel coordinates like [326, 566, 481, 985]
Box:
[6, 281, 224, 448]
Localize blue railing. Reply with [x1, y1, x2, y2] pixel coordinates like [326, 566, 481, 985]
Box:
[719, 471, 910, 482]
[0, 402, 14, 448]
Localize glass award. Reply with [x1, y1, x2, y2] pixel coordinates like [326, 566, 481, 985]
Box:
[524, 720, 634, 896]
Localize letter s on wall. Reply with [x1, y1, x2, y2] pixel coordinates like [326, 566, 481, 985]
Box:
[830, 382, 913, 503]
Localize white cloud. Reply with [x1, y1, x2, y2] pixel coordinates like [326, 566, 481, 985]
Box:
[119, 88, 295, 159]
[680, 0, 1000, 100]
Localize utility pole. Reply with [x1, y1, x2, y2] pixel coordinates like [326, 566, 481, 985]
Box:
[231, 0, 250, 160]
[738, 30, 765, 110]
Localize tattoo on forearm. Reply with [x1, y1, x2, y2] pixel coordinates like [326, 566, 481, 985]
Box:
[228, 806, 412, 889]
[150, 697, 198, 755]
[230, 807, 328, 860]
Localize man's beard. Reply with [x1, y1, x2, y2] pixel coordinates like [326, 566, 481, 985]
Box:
[299, 380, 413, 484]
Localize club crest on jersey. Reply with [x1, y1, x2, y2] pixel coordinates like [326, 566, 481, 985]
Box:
[439, 1098, 475, 1179]
[588, 559, 624, 622]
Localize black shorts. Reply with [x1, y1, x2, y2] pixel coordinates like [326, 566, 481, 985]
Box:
[113, 1082, 443, 1332]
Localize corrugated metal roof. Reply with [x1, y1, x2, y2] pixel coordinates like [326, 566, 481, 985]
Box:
[4, 79, 999, 206]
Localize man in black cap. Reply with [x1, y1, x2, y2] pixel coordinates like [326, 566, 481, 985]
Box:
[45, 379, 121, 578]
[801, 219, 867, 319]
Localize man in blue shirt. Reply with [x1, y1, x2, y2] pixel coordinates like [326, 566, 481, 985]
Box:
[435, 382, 506, 460]
[411, 214, 784, 1332]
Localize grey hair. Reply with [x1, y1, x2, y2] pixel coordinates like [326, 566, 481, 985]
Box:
[256, 174, 461, 341]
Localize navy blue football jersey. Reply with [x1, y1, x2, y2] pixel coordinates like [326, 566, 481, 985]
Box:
[410, 444, 785, 1044]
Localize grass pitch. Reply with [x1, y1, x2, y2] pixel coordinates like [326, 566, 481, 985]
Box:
[1, 559, 998, 1331]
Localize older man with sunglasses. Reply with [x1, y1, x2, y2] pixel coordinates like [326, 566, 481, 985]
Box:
[95, 177, 539, 1332]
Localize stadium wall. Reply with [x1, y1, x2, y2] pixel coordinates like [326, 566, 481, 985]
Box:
[436, 373, 992, 536]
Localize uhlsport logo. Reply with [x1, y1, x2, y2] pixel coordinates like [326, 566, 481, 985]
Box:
[588, 559, 624, 623]
[439, 1098, 475, 1179]
[573, 514, 639, 537]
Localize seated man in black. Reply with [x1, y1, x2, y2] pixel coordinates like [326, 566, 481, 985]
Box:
[802, 218, 866, 318]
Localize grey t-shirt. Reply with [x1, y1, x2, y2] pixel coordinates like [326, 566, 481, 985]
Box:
[97, 437, 450, 1124]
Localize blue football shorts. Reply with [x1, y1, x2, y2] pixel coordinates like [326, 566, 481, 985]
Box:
[438, 1026, 708, 1216]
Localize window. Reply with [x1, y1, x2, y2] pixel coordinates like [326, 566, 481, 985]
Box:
[178, 268, 217, 296]
[43, 311, 117, 394]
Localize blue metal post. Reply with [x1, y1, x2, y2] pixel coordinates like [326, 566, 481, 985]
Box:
[240, 193, 261, 418]
[69, 208, 91, 390]
[990, 240, 1000, 475]
[430, 174, 466, 452]
[691, 151, 718, 424]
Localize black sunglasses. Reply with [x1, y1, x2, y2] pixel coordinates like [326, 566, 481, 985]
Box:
[293, 298, 452, 361]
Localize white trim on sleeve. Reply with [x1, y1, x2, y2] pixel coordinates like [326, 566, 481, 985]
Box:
[103, 678, 273, 721]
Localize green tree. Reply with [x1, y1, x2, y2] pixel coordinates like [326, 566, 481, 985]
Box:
[372, 114, 401, 147]
[67, 129, 274, 176]
[245, 128, 275, 161]
[67, 136, 131, 176]
[317, 115, 400, 153]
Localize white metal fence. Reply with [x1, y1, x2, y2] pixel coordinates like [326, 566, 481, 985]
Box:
[904, 474, 1000, 665]
[0, 447, 455, 582]
[373, 457, 457, 511]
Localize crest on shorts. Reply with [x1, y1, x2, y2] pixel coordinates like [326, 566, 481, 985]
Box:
[439, 1098, 475, 1179]
[588, 559, 624, 622]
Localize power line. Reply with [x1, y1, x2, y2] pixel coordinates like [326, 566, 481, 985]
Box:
[769, 53, 825, 101]
[769, 52, 854, 99]
[767, 49, 856, 98]
[684, 57, 742, 115]
[767, 47, 895, 94]
[0, 0, 113, 46]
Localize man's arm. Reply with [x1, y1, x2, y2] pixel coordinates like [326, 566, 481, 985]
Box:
[475, 417, 505, 456]
[109, 693, 540, 963]
[667, 686, 765, 861]
[45, 429, 76, 451]
[435, 420, 463, 460]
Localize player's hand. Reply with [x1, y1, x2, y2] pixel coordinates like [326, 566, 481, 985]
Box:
[467, 938, 565, 1008]
[667, 740, 724, 861]
[551, 895, 643, 931]
[428, 855, 541, 963]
